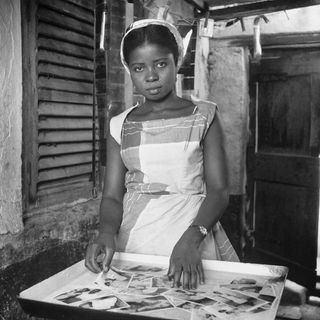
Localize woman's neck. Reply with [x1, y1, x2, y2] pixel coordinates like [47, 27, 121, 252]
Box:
[127, 92, 194, 122]
[143, 91, 180, 112]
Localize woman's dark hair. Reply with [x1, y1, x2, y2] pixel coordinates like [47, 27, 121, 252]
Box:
[122, 24, 179, 66]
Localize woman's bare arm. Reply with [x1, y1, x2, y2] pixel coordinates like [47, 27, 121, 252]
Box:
[168, 111, 229, 289]
[85, 133, 126, 273]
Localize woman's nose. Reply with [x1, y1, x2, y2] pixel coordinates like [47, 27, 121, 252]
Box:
[146, 67, 158, 82]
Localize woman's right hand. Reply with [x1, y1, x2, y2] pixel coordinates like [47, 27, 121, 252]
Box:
[85, 235, 116, 273]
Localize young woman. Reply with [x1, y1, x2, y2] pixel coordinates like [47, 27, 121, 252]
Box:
[85, 19, 239, 290]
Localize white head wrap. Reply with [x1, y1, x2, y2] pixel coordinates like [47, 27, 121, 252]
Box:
[120, 19, 184, 74]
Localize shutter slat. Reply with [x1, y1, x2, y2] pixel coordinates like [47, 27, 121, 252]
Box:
[38, 164, 93, 182]
[39, 152, 95, 169]
[38, 38, 93, 59]
[38, 50, 93, 70]
[38, 63, 93, 81]
[39, 102, 92, 117]
[38, 22, 93, 48]
[37, 7, 93, 36]
[38, 0, 94, 24]
[38, 77, 93, 94]
[39, 142, 95, 156]
[38, 88, 93, 104]
[66, 0, 94, 11]
[38, 131, 98, 143]
[37, 177, 92, 192]
[39, 117, 93, 130]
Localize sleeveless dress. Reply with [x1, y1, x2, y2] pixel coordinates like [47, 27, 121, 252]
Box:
[109, 100, 239, 262]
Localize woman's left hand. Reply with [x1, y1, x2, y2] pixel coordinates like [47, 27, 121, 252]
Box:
[167, 228, 205, 290]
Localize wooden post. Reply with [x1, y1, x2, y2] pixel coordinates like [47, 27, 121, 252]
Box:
[194, 20, 210, 100]
[124, 2, 134, 109]
[21, 0, 39, 209]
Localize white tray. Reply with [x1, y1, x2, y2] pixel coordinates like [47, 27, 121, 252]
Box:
[18, 252, 288, 320]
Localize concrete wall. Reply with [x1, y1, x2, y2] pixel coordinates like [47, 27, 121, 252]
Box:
[0, 0, 23, 235]
[194, 30, 250, 195]
[207, 46, 249, 195]
[0, 200, 99, 319]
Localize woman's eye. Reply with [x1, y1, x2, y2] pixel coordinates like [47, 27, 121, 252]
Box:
[133, 65, 144, 72]
[156, 61, 167, 68]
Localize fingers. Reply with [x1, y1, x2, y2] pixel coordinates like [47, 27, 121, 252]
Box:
[183, 265, 199, 290]
[197, 262, 205, 285]
[85, 243, 103, 273]
[168, 263, 203, 289]
[173, 268, 182, 288]
[101, 248, 115, 272]
[167, 263, 182, 288]
[182, 270, 190, 289]
[167, 262, 174, 281]
[190, 269, 198, 290]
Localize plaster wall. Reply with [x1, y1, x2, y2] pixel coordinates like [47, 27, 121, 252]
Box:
[0, 0, 23, 235]
[207, 46, 249, 195]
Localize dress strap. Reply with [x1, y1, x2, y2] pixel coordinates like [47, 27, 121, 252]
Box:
[184, 106, 197, 151]
[192, 105, 198, 114]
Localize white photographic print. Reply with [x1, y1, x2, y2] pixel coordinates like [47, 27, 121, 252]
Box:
[116, 295, 174, 313]
[78, 294, 129, 311]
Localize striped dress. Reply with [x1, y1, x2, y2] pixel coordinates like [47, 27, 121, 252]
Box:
[109, 100, 239, 262]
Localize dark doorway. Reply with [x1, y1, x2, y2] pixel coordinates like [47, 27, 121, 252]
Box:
[246, 47, 320, 290]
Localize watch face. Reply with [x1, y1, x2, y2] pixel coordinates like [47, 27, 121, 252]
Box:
[199, 226, 208, 236]
[189, 225, 208, 236]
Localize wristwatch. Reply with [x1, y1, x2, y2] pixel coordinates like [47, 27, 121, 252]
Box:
[189, 224, 208, 236]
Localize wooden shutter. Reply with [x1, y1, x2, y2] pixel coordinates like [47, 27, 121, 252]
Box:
[22, 0, 97, 210]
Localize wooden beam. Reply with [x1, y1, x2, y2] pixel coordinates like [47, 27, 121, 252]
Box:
[183, 0, 206, 12]
[191, 0, 206, 8]
[229, 32, 320, 48]
[194, 0, 320, 20]
[207, 0, 270, 7]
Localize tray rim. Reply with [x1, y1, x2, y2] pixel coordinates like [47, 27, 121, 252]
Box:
[18, 252, 288, 320]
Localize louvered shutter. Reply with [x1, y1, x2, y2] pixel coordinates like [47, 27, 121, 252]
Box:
[23, 0, 98, 210]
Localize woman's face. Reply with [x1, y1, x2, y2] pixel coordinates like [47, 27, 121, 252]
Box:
[128, 42, 177, 101]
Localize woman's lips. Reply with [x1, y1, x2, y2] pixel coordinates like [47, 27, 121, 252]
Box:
[147, 87, 161, 95]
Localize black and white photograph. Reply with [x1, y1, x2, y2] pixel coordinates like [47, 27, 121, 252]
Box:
[78, 294, 129, 311]
[170, 298, 204, 312]
[164, 288, 207, 303]
[1, 1, 320, 320]
[117, 295, 174, 313]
